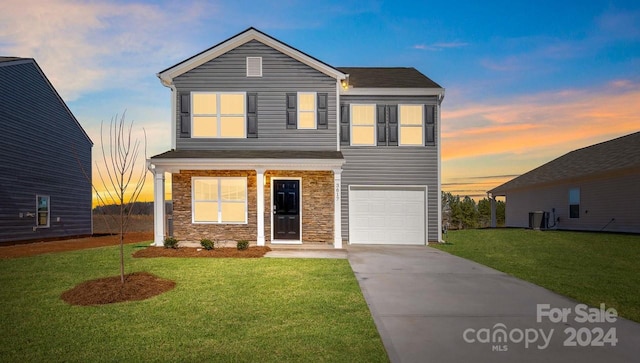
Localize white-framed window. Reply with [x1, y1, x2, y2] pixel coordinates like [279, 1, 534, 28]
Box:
[399, 104, 424, 146]
[246, 57, 262, 77]
[192, 92, 246, 138]
[350, 104, 376, 146]
[36, 195, 50, 227]
[192, 177, 248, 224]
[297, 92, 316, 129]
[569, 188, 580, 219]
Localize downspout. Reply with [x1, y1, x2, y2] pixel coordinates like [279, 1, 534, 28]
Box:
[437, 91, 445, 243]
[158, 75, 176, 150]
[336, 79, 341, 152]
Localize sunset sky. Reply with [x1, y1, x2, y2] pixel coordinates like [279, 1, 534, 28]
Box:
[1, 0, 639, 202]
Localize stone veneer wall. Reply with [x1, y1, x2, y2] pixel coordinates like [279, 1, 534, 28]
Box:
[172, 170, 335, 245]
[265, 171, 334, 243]
[172, 170, 257, 243]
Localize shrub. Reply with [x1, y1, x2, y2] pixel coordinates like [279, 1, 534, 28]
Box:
[200, 238, 214, 250]
[163, 237, 179, 249]
[237, 240, 249, 250]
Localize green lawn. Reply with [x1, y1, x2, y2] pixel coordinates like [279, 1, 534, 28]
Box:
[0, 244, 388, 362]
[433, 229, 640, 322]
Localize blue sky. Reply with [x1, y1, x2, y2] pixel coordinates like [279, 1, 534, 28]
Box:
[1, 0, 639, 200]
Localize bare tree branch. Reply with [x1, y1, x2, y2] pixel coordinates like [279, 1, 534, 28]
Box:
[78, 111, 148, 283]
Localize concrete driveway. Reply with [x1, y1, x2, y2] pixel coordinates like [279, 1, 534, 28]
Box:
[347, 245, 640, 363]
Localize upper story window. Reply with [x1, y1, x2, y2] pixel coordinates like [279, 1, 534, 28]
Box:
[399, 105, 424, 146]
[36, 195, 50, 227]
[192, 92, 246, 138]
[297, 92, 316, 129]
[192, 177, 247, 224]
[350, 104, 376, 146]
[246, 57, 262, 77]
[569, 188, 580, 218]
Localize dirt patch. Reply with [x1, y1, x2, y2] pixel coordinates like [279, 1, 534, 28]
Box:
[61, 272, 176, 306]
[92, 214, 154, 234]
[133, 246, 271, 258]
[0, 232, 153, 259]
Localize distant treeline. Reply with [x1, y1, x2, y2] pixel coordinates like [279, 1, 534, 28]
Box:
[442, 192, 505, 230]
[93, 201, 173, 215]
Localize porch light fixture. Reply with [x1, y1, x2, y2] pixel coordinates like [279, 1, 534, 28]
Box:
[341, 75, 349, 90]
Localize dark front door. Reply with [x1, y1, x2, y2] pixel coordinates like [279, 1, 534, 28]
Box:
[273, 180, 300, 240]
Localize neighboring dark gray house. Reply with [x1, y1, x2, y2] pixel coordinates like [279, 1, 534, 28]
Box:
[0, 57, 93, 243]
[148, 28, 444, 248]
[488, 131, 640, 233]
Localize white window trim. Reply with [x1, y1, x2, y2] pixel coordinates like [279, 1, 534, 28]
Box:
[191, 92, 247, 138]
[191, 177, 248, 224]
[349, 103, 376, 146]
[398, 104, 425, 147]
[297, 92, 317, 129]
[36, 194, 50, 228]
[270, 177, 303, 244]
[246, 57, 262, 77]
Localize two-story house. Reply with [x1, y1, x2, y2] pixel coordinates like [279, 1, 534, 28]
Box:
[0, 57, 93, 244]
[148, 28, 444, 248]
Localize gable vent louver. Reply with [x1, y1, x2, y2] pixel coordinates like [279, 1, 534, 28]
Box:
[246, 57, 262, 77]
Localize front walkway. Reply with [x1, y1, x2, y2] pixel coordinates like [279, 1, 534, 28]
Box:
[347, 245, 640, 363]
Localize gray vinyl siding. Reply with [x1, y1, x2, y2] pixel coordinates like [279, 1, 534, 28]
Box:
[0, 61, 93, 243]
[173, 40, 337, 151]
[340, 95, 440, 242]
[504, 171, 640, 233]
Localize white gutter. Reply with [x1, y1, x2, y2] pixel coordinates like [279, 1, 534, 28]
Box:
[340, 87, 445, 96]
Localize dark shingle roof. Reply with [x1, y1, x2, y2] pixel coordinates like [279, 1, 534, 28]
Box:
[489, 131, 640, 195]
[151, 150, 344, 160]
[337, 67, 442, 88]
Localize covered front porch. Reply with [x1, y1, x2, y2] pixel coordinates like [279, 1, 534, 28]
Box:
[147, 150, 345, 249]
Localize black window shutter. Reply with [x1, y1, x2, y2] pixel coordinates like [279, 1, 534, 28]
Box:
[286, 93, 297, 129]
[425, 105, 435, 145]
[340, 104, 350, 145]
[317, 93, 328, 129]
[180, 93, 190, 137]
[376, 105, 387, 146]
[247, 93, 258, 138]
[388, 105, 398, 146]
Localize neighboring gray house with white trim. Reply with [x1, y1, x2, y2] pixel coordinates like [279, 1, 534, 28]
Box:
[488, 131, 640, 233]
[148, 28, 444, 248]
[0, 57, 93, 243]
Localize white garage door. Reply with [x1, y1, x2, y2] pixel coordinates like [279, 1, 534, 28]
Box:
[349, 186, 427, 245]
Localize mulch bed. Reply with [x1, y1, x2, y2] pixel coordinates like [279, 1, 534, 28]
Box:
[132, 246, 272, 258]
[61, 272, 176, 306]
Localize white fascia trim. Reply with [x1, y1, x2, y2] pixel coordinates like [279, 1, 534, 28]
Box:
[149, 158, 345, 173]
[340, 88, 445, 96]
[158, 29, 347, 85]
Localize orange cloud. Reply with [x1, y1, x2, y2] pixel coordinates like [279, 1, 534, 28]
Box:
[441, 80, 640, 197]
[442, 82, 640, 161]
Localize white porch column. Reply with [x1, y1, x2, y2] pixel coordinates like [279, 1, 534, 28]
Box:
[153, 169, 166, 246]
[333, 168, 343, 249]
[256, 169, 265, 246]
